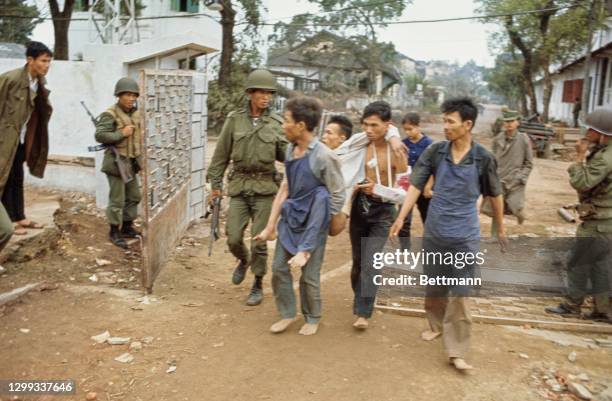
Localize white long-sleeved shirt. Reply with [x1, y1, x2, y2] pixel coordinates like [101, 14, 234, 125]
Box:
[334, 125, 400, 215]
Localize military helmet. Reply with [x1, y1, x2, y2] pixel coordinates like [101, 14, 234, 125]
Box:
[114, 77, 140, 96]
[245, 69, 277, 92]
[585, 109, 612, 136]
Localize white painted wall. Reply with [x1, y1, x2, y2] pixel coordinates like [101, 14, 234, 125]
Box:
[536, 57, 612, 125]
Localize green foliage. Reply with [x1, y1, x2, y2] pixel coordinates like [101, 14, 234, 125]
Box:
[207, 41, 265, 136]
[0, 0, 41, 44]
[268, 0, 410, 95]
[484, 50, 524, 107]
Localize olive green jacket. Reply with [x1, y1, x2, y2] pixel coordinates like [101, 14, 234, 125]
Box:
[568, 141, 612, 220]
[207, 105, 287, 197]
[94, 105, 142, 177]
[0, 65, 52, 196]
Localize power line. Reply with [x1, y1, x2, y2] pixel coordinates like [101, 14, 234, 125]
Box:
[0, 3, 582, 24]
[250, 0, 405, 25]
[252, 4, 582, 27]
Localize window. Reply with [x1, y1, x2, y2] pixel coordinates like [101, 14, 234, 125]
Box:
[598, 58, 609, 106]
[171, 0, 199, 12]
[74, 0, 90, 11]
[562, 79, 583, 103]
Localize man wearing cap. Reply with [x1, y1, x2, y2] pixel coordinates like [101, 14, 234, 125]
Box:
[207, 69, 287, 306]
[546, 109, 612, 323]
[481, 110, 533, 237]
[95, 77, 142, 249]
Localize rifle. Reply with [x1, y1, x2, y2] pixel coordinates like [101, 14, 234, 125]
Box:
[80, 100, 134, 184]
[204, 196, 221, 257]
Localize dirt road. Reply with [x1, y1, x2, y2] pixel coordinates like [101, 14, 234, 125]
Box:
[1, 106, 611, 401]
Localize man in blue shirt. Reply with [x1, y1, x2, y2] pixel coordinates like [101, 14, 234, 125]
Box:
[398, 112, 434, 249]
[255, 97, 345, 336]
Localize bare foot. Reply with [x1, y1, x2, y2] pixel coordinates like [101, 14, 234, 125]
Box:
[450, 358, 473, 371]
[298, 323, 319, 336]
[270, 318, 296, 334]
[421, 330, 441, 341]
[13, 226, 27, 235]
[353, 317, 368, 330]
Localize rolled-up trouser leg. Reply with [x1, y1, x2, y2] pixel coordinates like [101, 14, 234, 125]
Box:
[271, 245, 296, 319]
[442, 296, 472, 359]
[299, 236, 327, 323]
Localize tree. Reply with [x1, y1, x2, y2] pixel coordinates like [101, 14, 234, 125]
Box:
[49, 0, 76, 60]
[269, 0, 410, 95]
[0, 0, 41, 44]
[484, 50, 528, 113]
[216, 0, 264, 90]
[476, 0, 599, 121]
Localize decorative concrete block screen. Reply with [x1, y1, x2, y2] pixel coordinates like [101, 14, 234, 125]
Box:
[139, 69, 207, 292]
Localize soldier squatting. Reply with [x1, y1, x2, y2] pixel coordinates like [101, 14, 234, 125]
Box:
[1, 48, 611, 372]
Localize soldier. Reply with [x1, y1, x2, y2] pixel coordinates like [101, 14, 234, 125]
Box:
[95, 77, 142, 249]
[206, 69, 287, 306]
[481, 110, 533, 236]
[490, 105, 509, 137]
[0, 41, 53, 272]
[546, 109, 612, 323]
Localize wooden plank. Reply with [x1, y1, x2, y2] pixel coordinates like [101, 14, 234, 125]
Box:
[375, 304, 612, 334]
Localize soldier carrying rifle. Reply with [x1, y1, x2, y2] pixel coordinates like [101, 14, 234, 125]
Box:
[95, 77, 142, 248]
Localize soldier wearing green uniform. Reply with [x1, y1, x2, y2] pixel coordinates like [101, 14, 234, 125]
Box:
[95, 77, 142, 249]
[207, 69, 287, 306]
[546, 109, 612, 323]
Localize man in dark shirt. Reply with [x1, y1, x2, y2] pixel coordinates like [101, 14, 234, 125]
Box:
[390, 97, 507, 372]
[398, 112, 434, 249]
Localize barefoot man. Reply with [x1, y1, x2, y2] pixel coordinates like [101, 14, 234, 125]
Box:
[390, 98, 507, 371]
[350, 101, 408, 330]
[255, 96, 345, 336]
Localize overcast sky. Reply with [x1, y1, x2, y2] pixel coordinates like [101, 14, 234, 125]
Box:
[261, 0, 500, 67]
[31, 0, 499, 67]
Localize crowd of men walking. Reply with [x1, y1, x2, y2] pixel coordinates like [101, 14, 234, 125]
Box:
[1, 44, 610, 373]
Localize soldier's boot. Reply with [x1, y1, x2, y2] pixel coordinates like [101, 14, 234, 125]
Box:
[231, 259, 249, 285]
[246, 276, 263, 306]
[121, 221, 141, 238]
[109, 225, 128, 249]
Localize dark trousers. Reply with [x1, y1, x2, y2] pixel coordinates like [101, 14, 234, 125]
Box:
[398, 195, 430, 250]
[349, 192, 395, 318]
[1, 142, 26, 222]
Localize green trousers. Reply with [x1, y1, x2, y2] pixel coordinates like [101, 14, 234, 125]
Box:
[106, 167, 141, 226]
[563, 220, 612, 315]
[0, 203, 14, 253]
[225, 194, 273, 277]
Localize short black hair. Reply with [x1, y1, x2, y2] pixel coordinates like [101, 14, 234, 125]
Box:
[25, 41, 53, 59]
[402, 112, 420, 126]
[285, 96, 322, 132]
[362, 101, 391, 122]
[441, 97, 478, 127]
[328, 114, 353, 139]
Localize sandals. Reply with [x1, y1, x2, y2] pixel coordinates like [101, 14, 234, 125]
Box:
[13, 226, 27, 235]
[17, 221, 45, 229]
